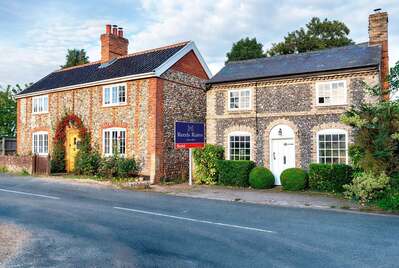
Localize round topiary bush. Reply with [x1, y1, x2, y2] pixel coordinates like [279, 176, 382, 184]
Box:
[280, 168, 307, 191]
[249, 167, 275, 189]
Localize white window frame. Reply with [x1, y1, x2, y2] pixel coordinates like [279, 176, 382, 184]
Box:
[227, 131, 252, 160]
[227, 88, 252, 111]
[316, 129, 348, 164]
[32, 95, 49, 114]
[32, 131, 49, 156]
[315, 80, 347, 106]
[102, 127, 126, 157]
[102, 83, 127, 107]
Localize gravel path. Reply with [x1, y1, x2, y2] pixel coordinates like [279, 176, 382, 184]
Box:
[0, 223, 30, 267]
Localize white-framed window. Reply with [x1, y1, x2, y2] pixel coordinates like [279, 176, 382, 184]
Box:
[103, 128, 126, 156]
[32, 95, 49, 114]
[103, 83, 127, 106]
[228, 131, 251, 160]
[317, 129, 348, 164]
[32, 131, 48, 155]
[316, 80, 347, 106]
[228, 88, 251, 111]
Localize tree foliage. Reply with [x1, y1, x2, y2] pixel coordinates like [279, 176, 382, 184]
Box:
[226, 37, 264, 63]
[267, 17, 354, 56]
[341, 61, 399, 176]
[0, 84, 31, 137]
[61, 49, 89, 69]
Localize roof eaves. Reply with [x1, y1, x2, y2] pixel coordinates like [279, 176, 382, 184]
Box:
[16, 71, 156, 99]
[206, 65, 380, 87]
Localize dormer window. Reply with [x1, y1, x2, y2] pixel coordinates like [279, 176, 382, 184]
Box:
[316, 80, 347, 106]
[228, 88, 251, 111]
[103, 83, 127, 106]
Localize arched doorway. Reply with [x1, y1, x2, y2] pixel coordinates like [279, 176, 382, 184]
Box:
[269, 124, 295, 185]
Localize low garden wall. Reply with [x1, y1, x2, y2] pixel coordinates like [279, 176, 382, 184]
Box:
[0, 155, 33, 174]
[0, 155, 50, 175]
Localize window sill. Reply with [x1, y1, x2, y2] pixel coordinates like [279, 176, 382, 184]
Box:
[315, 104, 347, 108]
[227, 109, 253, 113]
[102, 103, 128, 108]
[32, 112, 49, 115]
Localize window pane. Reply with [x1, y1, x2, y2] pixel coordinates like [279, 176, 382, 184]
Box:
[44, 134, 48, 154]
[104, 131, 110, 154]
[119, 86, 126, 103]
[229, 135, 250, 160]
[318, 131, 347, 164]
[104, 88, 110, 104]
[119, 131, 126, 154]
[112, 87, 118, 103]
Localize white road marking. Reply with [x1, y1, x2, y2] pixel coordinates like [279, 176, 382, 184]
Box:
[114, 206, 276, 234]
[0, 188, 60, 200]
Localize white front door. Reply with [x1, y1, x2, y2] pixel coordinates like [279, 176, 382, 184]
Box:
[270, 138, 295, 185]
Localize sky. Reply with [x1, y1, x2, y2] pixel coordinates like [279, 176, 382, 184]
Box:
[0, 0, 398, 86]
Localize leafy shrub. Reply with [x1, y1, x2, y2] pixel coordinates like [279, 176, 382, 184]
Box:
[98, 156, 118, 179]
[193, 144, 224, 185]
[377, 191, 399, 211]
[97, 155, 139, 179]
[216, 160, 255, 187]
[51, 142, 65, 173]
[117, 158, 139, 178]
[280, 168, 307, 191]
[308, 163, 353, 192]
[0, 166, 8, 173]
[343, 172, 390, 206]
[340, 63, 399, 177]
[389, 173, 399, 190]
[249, 167, 275, 189]
[75, 150, 101, 176]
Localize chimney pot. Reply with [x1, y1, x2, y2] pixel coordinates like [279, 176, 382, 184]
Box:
[101, 25, 129, 63]
[105, 24, 111, 34]
[118, 27, 123, 37]
[112, 25, 118, 35]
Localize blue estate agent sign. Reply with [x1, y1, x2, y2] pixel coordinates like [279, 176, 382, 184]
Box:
[175, 121, 205, 149]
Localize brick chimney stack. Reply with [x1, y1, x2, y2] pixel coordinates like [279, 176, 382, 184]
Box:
[101, 24, 129, 63]
[369, 9, 389, 96]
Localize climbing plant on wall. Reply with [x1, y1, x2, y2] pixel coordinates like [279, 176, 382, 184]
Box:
[51, 113, 88, 173]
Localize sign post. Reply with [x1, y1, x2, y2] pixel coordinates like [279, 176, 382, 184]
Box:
[174, 121, 205, 186]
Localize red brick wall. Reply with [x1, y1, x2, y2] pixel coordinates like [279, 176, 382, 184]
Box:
[0, 155, 32, 174]
[171, 51, 209, 79]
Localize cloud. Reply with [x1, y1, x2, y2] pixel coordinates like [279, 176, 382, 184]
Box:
[132, 0, 399, 75]
[0, 0, 398, 85]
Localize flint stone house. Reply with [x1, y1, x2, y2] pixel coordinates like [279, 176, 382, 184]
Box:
[206, 11, 389, 185]
[16, 24, 211, 183]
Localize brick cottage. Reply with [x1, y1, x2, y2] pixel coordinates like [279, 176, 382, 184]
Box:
[16, 25, 211, 183]
[206, 11, 389, 185]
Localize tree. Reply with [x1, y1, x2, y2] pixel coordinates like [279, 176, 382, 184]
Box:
[267, 17, 354, 56]
[340, 61, 399, 177]
[226, 37, 264, 63]
[61, 49, 89, 69]
[0, 84, 31, 137]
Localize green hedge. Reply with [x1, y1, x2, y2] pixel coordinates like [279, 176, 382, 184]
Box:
[308, 163, 353, 192]
[249, 167, 275, 189]
[280, 168, 307, 191]
[216, 160, 255, 187]
[193, 144, 224, 185]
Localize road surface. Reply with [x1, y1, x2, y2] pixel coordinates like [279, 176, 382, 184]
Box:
[0, 174, 398, 267]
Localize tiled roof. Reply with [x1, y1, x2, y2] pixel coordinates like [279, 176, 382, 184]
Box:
[19, 41, 189, 95]
[208, 43, 382, 84]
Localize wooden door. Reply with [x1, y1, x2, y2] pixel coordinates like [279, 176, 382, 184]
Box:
[65, 127, 80, 173]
